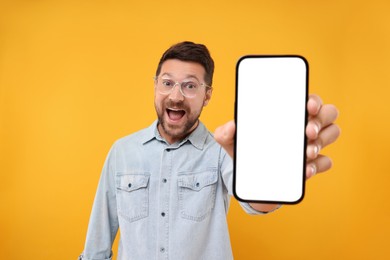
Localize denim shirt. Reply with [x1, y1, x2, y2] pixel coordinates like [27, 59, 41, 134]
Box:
[79, 120, 263, 260]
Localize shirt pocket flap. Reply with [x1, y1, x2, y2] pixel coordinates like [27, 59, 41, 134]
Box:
[117, 174, 150, 192]
[178, 170, 218, 191]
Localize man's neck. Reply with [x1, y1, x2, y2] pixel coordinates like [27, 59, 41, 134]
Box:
[157, 120, 199, 145]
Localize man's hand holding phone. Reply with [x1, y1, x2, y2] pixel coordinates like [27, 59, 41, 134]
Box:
[215, 95, 340, 178]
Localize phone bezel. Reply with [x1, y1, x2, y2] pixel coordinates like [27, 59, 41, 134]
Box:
[233, 55, 309, 204]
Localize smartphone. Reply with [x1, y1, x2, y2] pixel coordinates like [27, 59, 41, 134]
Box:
[233, 55, 308, 204]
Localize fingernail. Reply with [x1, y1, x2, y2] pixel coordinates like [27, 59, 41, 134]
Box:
[310, 164, 317, 176]
[313, 123, 320, 135]
[308, 145, 318, 158]
[313, 145, 318, 156]
[314, 144, 322, 157]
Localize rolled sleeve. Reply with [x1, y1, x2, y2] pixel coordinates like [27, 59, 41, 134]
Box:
[239, 202, 281, 215]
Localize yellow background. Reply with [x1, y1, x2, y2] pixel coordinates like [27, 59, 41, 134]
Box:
[1, 0, 389, 259]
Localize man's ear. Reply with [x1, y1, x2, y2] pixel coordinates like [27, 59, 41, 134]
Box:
[203, 87, 213, 106]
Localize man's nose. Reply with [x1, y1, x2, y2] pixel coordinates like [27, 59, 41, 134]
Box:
[169, 83, 185, 101]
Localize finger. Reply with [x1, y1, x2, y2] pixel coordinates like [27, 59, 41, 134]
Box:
[306, 124, 341, 159]
[306, 104, 339, 140]
[307, 94, 323, 116]
[306, 155, 333, 179]
[214, 120, 235, 158]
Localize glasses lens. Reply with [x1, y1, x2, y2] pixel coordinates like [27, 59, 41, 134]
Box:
[159, 79, 175, 94]
[181, 81, 199, 98]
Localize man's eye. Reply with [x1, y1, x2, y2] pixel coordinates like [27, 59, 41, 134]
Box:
[162, 80, 173, 87]
[183, 82, 198, 90]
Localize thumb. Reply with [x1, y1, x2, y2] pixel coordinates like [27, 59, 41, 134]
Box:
[214, 120, 235, 158]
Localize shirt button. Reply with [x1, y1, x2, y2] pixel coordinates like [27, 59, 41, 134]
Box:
[162, 178, 167, 183]
[161, 212, 166, 217]
[160, 247, 165, 253]
[196, 182, 200, 187]
[128, 183, 132, 188]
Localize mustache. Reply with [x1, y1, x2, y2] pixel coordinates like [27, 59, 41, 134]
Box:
[165, 100, 187, 111]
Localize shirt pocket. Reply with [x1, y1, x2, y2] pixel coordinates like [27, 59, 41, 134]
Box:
[116, 172, 150, 223]
[177, 169, 218, 222]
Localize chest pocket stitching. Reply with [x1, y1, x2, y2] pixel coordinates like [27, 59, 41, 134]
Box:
[177, 170, 218, 222]
[117, 174, 150, 192]
[178, 171, 218, 190]
[116, 173, 150, 223]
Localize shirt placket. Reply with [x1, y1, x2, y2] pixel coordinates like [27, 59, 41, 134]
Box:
[157, 146, 172, 259]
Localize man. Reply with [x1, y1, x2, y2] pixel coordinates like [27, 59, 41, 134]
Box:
[79, 41, 340, 259]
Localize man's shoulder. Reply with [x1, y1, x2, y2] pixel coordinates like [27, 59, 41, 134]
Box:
[113, 121, 156, 148]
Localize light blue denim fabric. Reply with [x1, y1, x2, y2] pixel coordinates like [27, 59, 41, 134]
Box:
[79, 120, 264, 260]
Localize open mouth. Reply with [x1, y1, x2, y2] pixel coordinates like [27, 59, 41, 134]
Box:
[167, 108, 186, 121]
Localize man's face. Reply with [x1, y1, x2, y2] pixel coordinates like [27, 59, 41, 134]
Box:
[154, 59, 212, 144]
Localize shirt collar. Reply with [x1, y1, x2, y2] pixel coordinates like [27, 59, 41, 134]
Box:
[186, 121, 208, 150]
[141, 120, 159, 144]
[141, 120, 208, 150]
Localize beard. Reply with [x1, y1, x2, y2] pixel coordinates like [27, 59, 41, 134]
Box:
[155, 99, 202, 143]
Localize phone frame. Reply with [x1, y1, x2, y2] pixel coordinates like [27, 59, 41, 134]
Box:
[233, 55, 309, 204]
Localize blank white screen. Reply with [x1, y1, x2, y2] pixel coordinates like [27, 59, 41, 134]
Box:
[235, 56, 307, 203]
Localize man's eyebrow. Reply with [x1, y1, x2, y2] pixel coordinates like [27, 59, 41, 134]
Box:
[184, 75, 201, 81]
[161, 73, 173, 78]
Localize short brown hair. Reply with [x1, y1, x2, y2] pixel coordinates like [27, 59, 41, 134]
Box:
[155, 41, 215, 86]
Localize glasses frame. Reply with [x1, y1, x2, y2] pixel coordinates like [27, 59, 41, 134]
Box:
[154, 76, 211, 98]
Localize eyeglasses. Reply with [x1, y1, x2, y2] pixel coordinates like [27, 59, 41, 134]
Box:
[154, 76, 210, 98]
